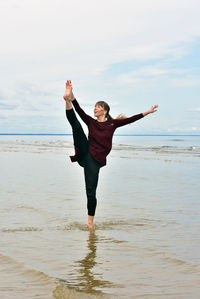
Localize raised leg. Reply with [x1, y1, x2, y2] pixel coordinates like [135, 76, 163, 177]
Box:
[66, 105, 88, 160]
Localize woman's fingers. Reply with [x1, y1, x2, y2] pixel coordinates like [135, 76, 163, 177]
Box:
[149, 105, 158, 113]
[152, 105, 158, 111]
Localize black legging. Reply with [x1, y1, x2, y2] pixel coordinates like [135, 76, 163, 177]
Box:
[66, 108, 101, 216]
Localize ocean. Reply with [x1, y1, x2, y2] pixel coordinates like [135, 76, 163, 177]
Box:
[0, 134, 200, 298]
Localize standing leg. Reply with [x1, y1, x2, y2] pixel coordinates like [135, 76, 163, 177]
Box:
[83, 153, 101, 229]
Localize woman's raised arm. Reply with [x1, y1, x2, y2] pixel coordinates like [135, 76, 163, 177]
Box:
[63, 80, 92, 126]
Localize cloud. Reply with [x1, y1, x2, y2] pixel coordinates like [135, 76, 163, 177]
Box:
[0, 0, 200, 132]
[110, 63, 192, 87]
[0, 103, 18, 110]
[1, 0, 200, 63]
[167, 126, 200, 132]
[188, 107, 200, 112]
[170, 76, 200, 87]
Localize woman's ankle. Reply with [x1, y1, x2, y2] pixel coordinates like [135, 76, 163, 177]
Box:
[66, 100, 73, 110]
[87, 215, 94, 229]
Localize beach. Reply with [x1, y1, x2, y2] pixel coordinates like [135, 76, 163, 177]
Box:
[0, 134, 200, 298]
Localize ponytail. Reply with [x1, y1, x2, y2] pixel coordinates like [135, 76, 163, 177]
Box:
[115, 113, 127, 120]
[106, 113, 113, 120]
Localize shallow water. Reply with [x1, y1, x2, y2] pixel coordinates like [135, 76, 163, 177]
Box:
[0, 135, 200, 298]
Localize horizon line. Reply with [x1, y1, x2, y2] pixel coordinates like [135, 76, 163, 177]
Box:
[0, 133, 200, 136]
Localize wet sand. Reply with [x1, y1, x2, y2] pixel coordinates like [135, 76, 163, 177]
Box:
[0, 135, 200, 298]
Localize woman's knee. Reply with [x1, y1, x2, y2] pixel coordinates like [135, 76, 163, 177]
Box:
[72, 120, 84, 133]
[86, 184, 96, 198]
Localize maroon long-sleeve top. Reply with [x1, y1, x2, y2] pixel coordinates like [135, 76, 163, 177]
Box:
[69, 99, 144, 166]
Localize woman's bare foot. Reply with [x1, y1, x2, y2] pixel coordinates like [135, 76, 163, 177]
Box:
[63, 80, 75, 101]
[87, 215, 94, 230]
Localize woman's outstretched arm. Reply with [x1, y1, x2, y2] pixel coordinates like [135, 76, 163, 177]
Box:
[113, 105, 158, 128]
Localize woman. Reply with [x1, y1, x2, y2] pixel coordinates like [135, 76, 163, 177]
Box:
[63, 80, 158, 229]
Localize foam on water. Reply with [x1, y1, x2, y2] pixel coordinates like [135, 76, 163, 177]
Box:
[1, 135, 200, 153]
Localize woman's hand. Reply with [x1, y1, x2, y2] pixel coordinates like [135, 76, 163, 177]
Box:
[63, 80, 75, 101]
[149, 105, 158, 113]
[143, 105, 158, 116]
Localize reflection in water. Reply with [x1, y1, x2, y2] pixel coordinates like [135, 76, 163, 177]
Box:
[70, 230, 112, 295]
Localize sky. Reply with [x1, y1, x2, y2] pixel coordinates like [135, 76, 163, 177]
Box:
[0, 0, 200, 135]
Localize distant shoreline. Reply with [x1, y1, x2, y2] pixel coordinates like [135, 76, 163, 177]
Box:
[0, 133, 199, 137]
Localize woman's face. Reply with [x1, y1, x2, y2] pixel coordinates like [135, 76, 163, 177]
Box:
[94, 104, 107, 118]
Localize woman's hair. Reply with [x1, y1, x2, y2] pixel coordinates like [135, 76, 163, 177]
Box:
[95, 101, 126, 120]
